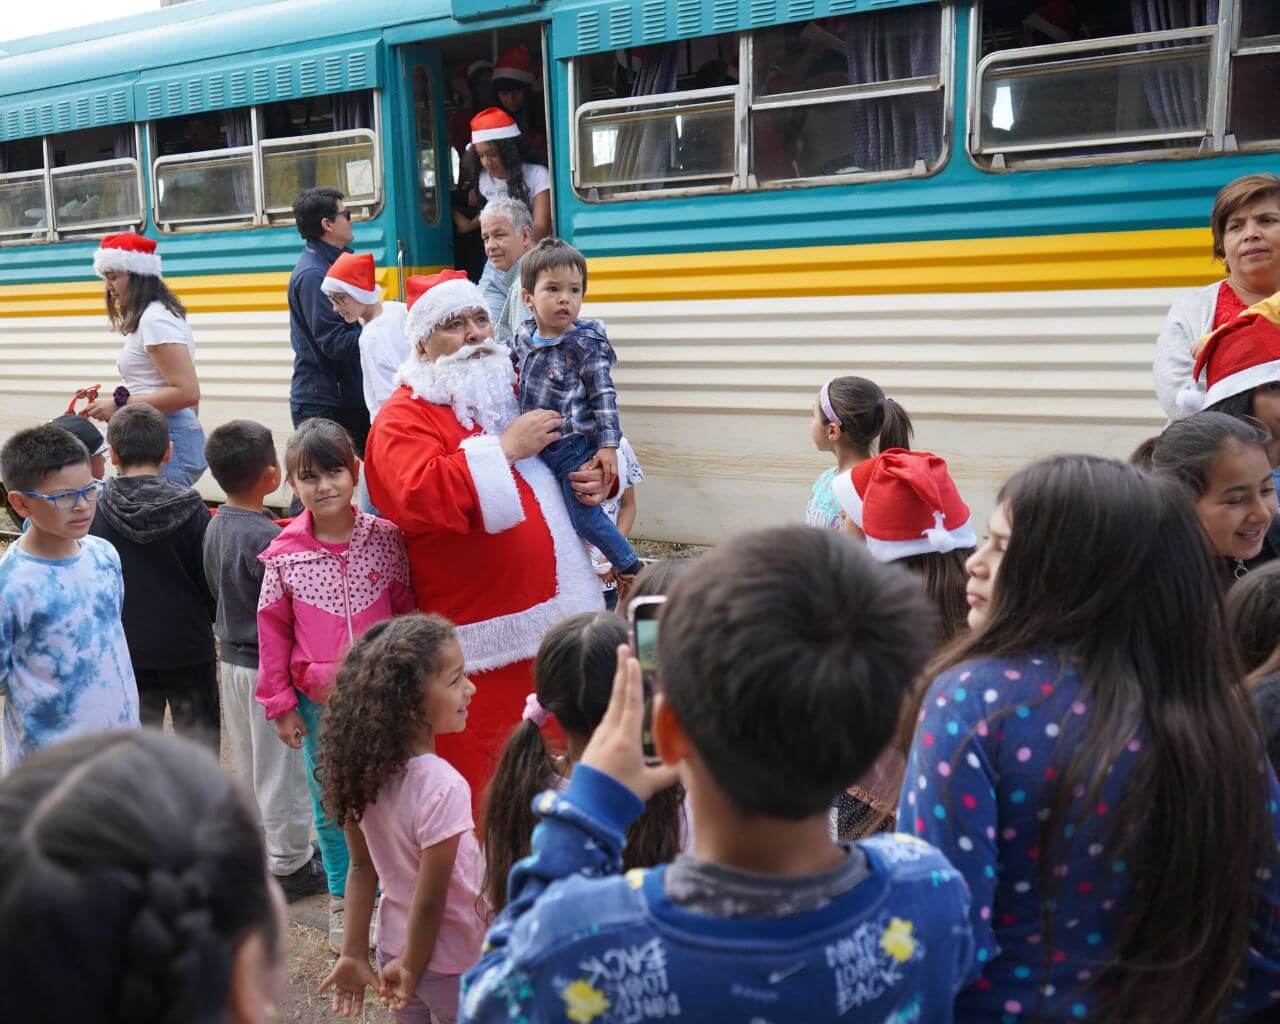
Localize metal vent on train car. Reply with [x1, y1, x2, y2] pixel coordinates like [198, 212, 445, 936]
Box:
[208, 77, 226, 108]
[608, 5, 633, 49]
[642, 0, 667, 41]
[20, 107, 38, 138]
[828, 0, 861, 13]
[93, 94, 110, 124]
[275, 64, 293, 96]
[229, 71, 249, 106]
[576, 10, 601, 51]
[323, 55, 344, 91]
[787, 0, 816, 20]
[299, 59, 319, 95]
[37, 104, 53, 135]
[166, 81, 182, 114]
[749, 0, 777, 25]
[2, 111, 17, 141]
[186, 79, 204, 112]
[347, 53, 369, 88]
[54, 100, 72, 133]
[711, 0, 737, 32]
[144, 85, 163, 119]
[676, 0, 701, 36]
[251, 67, 270, 102]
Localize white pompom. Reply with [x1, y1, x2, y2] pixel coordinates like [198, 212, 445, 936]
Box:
[1176, 384, 1206, 414]
[922, 510, 957, 553]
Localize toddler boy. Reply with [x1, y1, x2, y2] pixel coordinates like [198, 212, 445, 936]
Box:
[463, 527, 974, 1022]
[0, 425, 138, 771]
[203, 420, 326, 902]
[89, 404, 217, 744]
[511, 238, 640, 579]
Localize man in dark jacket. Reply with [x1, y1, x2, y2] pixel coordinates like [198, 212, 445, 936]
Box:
[287, 187, 370, 453]
[89, 404, 217, 745]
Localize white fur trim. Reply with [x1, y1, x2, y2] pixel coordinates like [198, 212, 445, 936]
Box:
[865, 520, 978, 563]
[1023, 12, 1070, 42]
[405, 278, 487, 343]
[460, 434, 525, 533]
[93, 248, 161, 278]
[456, 453, 605, 673]
[320, 276, 382, 305]
[1203, 360, 1280, 409]
[493, 66, 534, 86]
[471, 123, 522, 144]
[830, 469, 863, 526]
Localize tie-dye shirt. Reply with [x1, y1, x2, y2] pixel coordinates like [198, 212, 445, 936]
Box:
[806, 467, 844, 531]
[0, 535, 138, 771]
[461, 765, 974, 1023]
[902, 651, 1280, 1021]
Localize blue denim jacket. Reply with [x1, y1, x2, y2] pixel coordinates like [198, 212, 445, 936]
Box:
[511, 318, 621, 450]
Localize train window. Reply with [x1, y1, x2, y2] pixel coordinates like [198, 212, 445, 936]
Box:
[972, 1, 1217, 168]
[411, 67, 440, 224]
[152, 109, 256, 229]
[0, 139, 50, 242]
[49, 126, 142, 237]
[1232, 2, 1280, 148]
[749, 8, 946, 184]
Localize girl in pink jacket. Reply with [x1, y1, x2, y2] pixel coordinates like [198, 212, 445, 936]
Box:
[257, 418, 414, 951]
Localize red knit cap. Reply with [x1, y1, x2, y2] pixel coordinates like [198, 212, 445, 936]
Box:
[93, 232, 161, 278]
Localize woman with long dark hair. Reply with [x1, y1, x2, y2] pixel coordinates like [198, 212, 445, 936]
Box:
[467, 108, 550, 240]
[902, 455, 1280, 1022]
[84, 233, 207, 486]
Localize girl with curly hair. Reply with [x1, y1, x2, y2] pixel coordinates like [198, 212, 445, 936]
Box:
[317, 614, 485, 1024]
[480, 611, 688, 914]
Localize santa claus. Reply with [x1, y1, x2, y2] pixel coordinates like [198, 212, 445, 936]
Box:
[364, 270, 606, 801]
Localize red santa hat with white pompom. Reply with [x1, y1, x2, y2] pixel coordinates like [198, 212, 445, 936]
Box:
[93, 232, 162, 278]
[470, 107, 521, 146]
[1177, 295, 1280, 414]
[831, 448, 976, 562]
[404, 269, 489, 346]
[320, 251, 383, 305]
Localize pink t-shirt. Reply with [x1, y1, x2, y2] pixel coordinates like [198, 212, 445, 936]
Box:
[359, 754, 488, 972]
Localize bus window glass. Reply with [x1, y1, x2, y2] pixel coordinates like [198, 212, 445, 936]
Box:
[750, 8, 944, 183]
[1233, 2, 1280, 148]
[0, 139, 48, 240]
[152, 109, 255, 228]
[412, 67, 439, 223]
[1241, 1, 1280, 42]
[49, 125, 140, 235]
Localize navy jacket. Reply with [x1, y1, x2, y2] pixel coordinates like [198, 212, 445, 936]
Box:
[287, 240, 365, 410]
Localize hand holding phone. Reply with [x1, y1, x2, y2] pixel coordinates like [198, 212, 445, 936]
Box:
[628, 596, 665, 765]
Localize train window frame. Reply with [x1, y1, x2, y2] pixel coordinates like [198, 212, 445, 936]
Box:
[151, 89, 384, 234]
[567, 1, 954, 203]
[0, 128, 144, 246]
[1231, 3, 1280, 151]
[410, 65, 440, 226]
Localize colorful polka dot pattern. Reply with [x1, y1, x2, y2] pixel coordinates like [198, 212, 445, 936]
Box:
[901, 652, 1280, 1020]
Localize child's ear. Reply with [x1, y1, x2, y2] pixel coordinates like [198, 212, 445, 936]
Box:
[652, 693, 688, 767]
[352, 458, 362, 486]
[161, 442, 173, 466]
[520, 287, 534, 308]
[6, 491, 30, 520]
[108, 445, 122, 468]
[265, 464, 282, 492]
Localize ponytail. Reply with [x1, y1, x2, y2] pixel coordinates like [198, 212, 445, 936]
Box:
[877, 397, 913, 453]
[823, 376, 914, 455]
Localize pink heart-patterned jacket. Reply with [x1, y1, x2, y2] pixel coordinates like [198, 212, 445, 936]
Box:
[256, 508, 415, 719]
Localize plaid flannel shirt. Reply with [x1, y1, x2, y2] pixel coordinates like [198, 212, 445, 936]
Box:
[511, 318, 621, 450]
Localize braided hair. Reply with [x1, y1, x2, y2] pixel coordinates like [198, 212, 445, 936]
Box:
[0, 730, 279, 1024]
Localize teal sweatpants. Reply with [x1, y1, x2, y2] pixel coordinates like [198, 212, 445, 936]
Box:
[297, 692, 348, 897]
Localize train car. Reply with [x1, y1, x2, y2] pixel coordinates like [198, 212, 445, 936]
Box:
[0, 0, 1276, 541]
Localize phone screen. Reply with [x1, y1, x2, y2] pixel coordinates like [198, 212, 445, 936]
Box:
[634, 617, 659, 679]
[629, 598, 664, 765]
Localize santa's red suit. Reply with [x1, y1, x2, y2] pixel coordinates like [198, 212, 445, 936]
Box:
[364, 273, 603, 806]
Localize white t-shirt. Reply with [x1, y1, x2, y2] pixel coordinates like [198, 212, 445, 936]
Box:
[359, 301, 409, 420]
[478, 163, 551, 204]
[116, 301, 196, 395]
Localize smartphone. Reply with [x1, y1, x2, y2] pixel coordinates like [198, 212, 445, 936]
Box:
[628, 595, 666, 765]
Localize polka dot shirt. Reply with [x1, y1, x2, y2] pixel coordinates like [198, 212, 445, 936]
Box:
[900, 651, 1280, 1021]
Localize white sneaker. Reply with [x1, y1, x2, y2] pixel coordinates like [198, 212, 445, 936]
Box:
[328, 896, 345, 954]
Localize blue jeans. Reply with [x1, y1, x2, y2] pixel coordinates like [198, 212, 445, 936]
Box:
[540, 434, 639, 575]
[160, 407, 207, 488]
[297, 692, 348, 897]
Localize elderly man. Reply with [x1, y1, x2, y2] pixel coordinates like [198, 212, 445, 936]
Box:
[364, 270, 608, 800]
[477, 197, 536, 345]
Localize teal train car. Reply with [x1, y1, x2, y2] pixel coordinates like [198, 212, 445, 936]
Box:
[0, 0, 1275, 539]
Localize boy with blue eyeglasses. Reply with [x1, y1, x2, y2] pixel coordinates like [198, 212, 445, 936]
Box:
[0, 424, 138, 771]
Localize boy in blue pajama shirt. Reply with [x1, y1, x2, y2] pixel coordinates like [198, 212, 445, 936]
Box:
[460, 527, 974, 1023]
[510, 238, 641, 579]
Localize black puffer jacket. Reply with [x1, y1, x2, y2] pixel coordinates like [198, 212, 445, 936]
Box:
[90, 475, 216, 670]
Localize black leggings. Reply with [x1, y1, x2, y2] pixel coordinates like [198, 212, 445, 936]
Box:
[134, 662, 220, 750]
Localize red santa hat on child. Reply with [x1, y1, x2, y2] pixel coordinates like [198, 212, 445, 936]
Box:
[405, 270, 488, 346]
[1177, 295, 1280, 413]
[93, 232, 162, 278]
[493, 45, 536, 88]
[831, 448, 977, 562]
[320, 251, 382, 305]
[470, 107, 521, 146]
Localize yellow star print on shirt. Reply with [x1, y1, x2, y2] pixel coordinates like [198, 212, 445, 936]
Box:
[879, 918, 917, 963]
[561, 978, 611, 1023]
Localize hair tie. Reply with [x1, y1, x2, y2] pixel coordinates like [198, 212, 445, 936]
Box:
[875, 396, 885, 413]
[819, 381, 840, 426]
[522, 692, 551, 726]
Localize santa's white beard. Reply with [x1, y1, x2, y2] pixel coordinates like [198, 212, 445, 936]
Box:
[396, 343, 521, 436]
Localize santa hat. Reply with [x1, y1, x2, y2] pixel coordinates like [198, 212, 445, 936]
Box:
[470, 107, 521, 146]
[831, 448, 976, 562]
[466, 58, 493, 79]
[93, 232, 161, 278]
[1023, 0, 1076, 43]
[493, 45, 535, 88]
[1178, 295, 1280, 413]
[320, 251, 382, 305]
[405, 270, 487, 345]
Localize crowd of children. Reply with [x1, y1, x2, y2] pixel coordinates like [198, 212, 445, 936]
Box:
[12, 192, 1280, 1024]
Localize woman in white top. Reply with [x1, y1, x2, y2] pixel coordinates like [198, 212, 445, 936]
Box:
[83, 232, 206, 486]
[460, 107, 551, 241]
[1154, 174, 1280, 420]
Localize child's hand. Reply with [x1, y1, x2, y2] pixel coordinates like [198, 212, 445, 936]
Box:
[378, 956, 420, 1013]
[580, 645, 679, 801]
[317, 955, 377, 1017]
[273, 709, 307, 749]
[595, 446, 618, 489]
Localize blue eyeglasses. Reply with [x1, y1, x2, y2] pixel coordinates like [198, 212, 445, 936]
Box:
[14, 479, 105, 510]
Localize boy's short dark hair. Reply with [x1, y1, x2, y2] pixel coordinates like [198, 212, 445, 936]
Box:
[285, 418, 356, 480]
[106, 404, 170, 469]
[520, 237, 589, 294]
[1, 425, 89, 492]
[292, 187, 344, 242]
[658, 526, 936, 820]
[204, 420, 277, 495]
